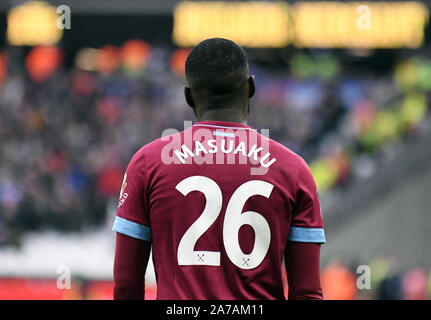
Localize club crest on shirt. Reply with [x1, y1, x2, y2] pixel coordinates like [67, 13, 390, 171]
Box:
[317, 190, 323, 218]
[118, 173, 128, 208]
[119, 173, 127, 199]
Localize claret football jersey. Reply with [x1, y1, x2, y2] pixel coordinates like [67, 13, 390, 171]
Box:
[113, 120, 325, 299]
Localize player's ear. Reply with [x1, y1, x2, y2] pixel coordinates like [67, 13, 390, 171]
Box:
[184, 86, 195, 109]
[248, 76, 255, 99]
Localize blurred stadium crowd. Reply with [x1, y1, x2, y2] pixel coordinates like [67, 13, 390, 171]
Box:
[0, 41, 431, 300]
[322, 258, 431, 300]
[0, 41, 430, 246]
[1, 258, 430, 300]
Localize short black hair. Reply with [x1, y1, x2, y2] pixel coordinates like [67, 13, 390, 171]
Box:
[185, 38, 249, 96]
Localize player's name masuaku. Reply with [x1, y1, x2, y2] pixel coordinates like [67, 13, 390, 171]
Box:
[173, 139, 277, 168]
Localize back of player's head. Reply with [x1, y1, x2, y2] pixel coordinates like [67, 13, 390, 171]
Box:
[185, 38, 249, 98]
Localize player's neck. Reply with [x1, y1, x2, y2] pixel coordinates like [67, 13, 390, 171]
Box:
[196, 107, 248, 125]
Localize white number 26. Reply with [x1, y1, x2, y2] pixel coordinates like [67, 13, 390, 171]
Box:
[175, 176, 273, 270]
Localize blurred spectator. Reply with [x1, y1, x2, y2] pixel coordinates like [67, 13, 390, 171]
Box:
[402, 268, 429, 300]
[377, 274, 403, 300]
[321, 262, 357, 300]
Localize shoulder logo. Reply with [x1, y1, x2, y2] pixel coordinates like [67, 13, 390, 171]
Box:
[316, 190, 323, 218]
[119, 173, 127, 200]
[118, 173, 129, 208]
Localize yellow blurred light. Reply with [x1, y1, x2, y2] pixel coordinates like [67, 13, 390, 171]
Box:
[173, 1, 429, 49]
[395, 60, 421, 90]
[373, 110, 399, 142]
[310, 158, 338, 192]
[173, 1, 292, 48]
[7, 1, 63, 46]
[293, 2, 428, 48]
[400, 93, 427, 129]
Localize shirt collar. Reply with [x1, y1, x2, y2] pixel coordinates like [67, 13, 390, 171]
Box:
[192, 120, 254, 130]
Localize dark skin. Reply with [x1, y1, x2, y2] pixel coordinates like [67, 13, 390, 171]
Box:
[184, 76, 256, 124]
